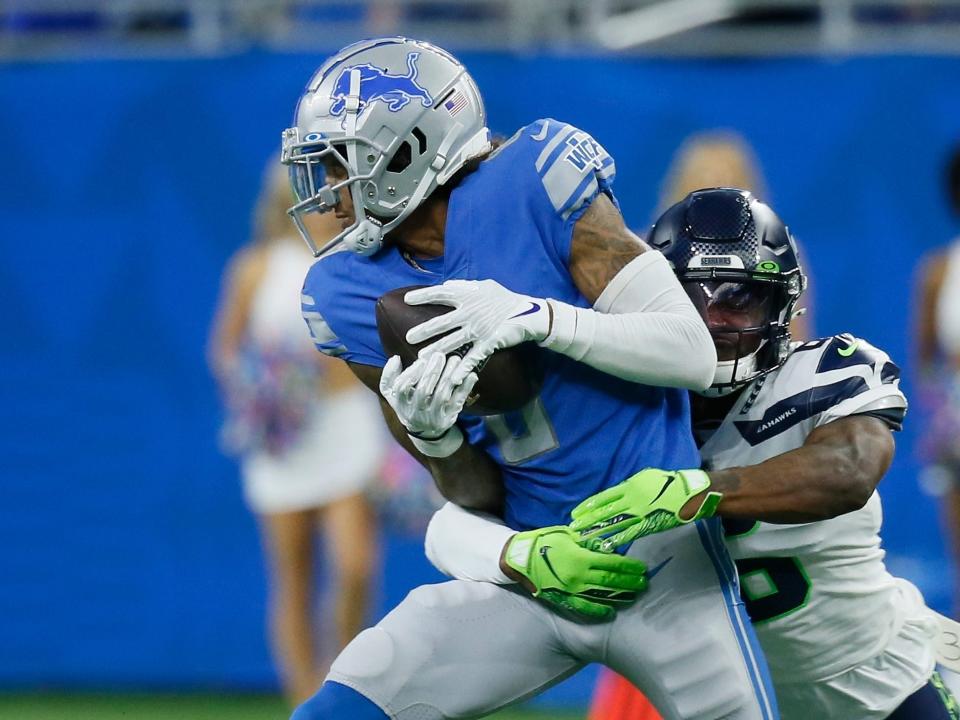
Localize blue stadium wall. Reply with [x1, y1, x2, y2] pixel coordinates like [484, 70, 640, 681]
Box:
[1, 52, 958, 699]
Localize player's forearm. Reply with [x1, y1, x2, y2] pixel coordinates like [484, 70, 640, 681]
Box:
[355, 358, 505, 514]
[543, 252, 716, 390]
[377, 396, 504, 513]
[424, 440, 505, 515]
[384, 413, 504, 513]
[545, 302, 716, 389]
[704, 465, 861, 524]
[689, 416, 893, 523]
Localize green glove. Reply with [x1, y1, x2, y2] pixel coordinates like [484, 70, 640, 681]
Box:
[570, 468, 723, 551]
[502, 525, 648, 622]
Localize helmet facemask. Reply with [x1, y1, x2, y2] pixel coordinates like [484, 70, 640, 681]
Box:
[681, 269, 803, 396]
[283, 126, 392, 257]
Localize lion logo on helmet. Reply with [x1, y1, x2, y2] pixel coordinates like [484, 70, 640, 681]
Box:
[329, 52, 433, 121]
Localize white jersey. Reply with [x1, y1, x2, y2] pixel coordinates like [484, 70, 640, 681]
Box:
[700, 334, 938, 716]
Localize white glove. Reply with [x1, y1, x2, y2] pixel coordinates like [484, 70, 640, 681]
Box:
[379, 352, 478, 456]
[404, 280, 551, 382]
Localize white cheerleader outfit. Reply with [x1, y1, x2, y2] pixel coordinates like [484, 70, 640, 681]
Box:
[241, 238, 385, 514]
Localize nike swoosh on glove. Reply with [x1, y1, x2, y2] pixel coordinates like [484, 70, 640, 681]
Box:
[404, 280, 552, 384]
[503, 525, 648, 622]
[570, 468, 722, 551]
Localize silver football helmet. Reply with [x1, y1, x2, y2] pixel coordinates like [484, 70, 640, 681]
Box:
[282, 37, 491, 257]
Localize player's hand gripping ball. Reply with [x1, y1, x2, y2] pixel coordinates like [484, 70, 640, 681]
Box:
[378, 353, 477, 441]
[403, 280, 551, 381]
[376, 285, 543, 415]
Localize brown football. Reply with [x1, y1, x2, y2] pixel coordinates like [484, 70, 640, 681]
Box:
[375, 285, 542, 416]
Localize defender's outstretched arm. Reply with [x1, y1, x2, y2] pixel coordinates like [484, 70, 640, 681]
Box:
[571, 414, 896, 548]
[696, 414, 894, 523]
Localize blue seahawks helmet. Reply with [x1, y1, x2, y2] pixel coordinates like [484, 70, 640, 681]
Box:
[282, 37, 491, 257]
[649, 188, 806, 394]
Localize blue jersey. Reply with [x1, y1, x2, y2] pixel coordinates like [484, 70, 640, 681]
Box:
[301, 119, 700, 530]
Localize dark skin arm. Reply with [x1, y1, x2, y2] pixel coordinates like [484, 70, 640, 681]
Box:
[567, 192, 648, 304]
[347, 361, 505, 515]
[680, 415, 895, 523]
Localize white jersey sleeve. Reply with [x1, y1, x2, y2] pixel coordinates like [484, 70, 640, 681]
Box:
[802, 333, 907, 430]
[424, 503, 513, 584]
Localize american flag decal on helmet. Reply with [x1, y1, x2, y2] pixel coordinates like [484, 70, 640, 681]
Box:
[443, 89, 468, 116]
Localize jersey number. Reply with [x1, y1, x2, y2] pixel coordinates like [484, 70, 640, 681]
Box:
[484, 396, 558, 464]
[734, 556, 811, 624]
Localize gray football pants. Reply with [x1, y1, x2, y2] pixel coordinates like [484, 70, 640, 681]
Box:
[327, 520, 777, 720]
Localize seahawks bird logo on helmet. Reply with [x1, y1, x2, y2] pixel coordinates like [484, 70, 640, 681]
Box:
[649, 188, 807, 395]
[281, 37, 492, 258]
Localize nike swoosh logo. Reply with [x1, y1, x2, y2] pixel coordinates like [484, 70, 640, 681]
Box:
[650, 474, 676, 504]
[539, 547, 564, 584]
[647, 556, 674, 579]
[837, 339, 860, 357]
[509, 302, 541, 320]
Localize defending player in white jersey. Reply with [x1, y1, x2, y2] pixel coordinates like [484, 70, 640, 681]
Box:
[427, 189, 960, 719]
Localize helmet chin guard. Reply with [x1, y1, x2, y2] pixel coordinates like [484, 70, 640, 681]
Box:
[343, 218, 385, 256]
[695, 347, 761, 398]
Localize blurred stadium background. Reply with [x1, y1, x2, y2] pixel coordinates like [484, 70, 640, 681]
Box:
[2, 1, 960, 718]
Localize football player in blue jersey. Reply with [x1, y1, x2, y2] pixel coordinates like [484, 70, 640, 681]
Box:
[287, 38, 777, 720]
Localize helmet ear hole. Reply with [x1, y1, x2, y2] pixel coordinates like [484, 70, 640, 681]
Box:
[386, 141, 412, 173]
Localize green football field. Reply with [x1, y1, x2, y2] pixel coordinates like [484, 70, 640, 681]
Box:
[0, 693, 585, 720]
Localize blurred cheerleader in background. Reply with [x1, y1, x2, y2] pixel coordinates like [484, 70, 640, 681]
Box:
[209, 159, 386, 705]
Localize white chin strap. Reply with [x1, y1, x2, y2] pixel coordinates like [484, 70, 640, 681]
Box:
[344, 217, 384, 256]
[695, 350, 759, 398]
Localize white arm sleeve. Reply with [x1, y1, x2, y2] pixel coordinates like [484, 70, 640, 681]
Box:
[424, 502, 515, 584]
[541, 251, 717, 390]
